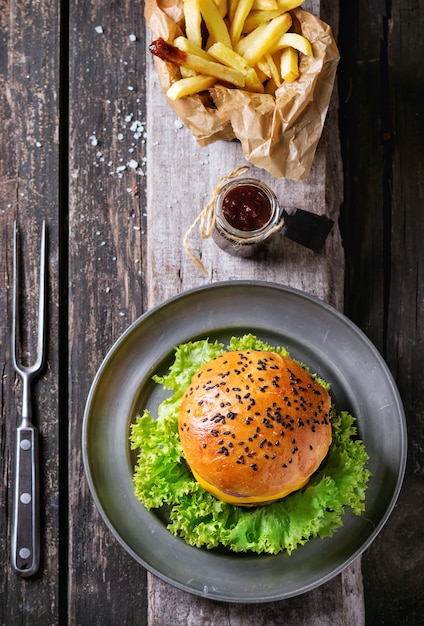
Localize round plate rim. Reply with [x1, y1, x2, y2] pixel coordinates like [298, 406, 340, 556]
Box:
[82, 280, 407, 603]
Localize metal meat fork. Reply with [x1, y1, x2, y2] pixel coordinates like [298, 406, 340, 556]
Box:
[11, 220, 47, 577]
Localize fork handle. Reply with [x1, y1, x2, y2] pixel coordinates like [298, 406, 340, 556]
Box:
[11, 421, 40, 577]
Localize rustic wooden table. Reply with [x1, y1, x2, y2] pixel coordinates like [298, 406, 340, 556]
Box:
[1, 0, 423, 624]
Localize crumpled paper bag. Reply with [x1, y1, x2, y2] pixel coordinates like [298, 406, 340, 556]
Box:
[145, 1, 340, 180]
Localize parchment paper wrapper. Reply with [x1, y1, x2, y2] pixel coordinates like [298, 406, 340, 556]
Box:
[145, 1, 340, 179]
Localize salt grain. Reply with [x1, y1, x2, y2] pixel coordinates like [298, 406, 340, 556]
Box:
[129, 34, 137, 42]
[95, 26, 104, 34]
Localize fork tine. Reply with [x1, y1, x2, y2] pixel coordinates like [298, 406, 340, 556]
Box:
[12, 221, 47, 375]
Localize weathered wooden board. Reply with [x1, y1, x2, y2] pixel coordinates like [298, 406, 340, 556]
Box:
[67, 1, 148, 624]
[338, 0, 424, 622]
[0, 1, 61, 623]
[144, 1, 365, 624]
[145, 1, 343, 309]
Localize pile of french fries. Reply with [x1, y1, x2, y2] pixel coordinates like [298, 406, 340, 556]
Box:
[158, 0, 313, 100]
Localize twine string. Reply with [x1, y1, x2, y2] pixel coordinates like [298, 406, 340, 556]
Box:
[183, 165, 285, 273]
[183, 165, 250, 274]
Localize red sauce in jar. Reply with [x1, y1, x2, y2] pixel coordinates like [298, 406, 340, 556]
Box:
[222, 184, 272, 231]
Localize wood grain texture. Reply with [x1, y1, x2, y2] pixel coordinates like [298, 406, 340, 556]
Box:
[67, 1, 148, 624]
[1, 0, 420, 622]
[0, 1, 60, 623]
[339, 0, 424, 622]
[144, 2, 365, 625]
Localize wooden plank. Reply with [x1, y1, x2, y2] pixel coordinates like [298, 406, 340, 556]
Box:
[144, 2, 365, 624]
[67, 1, 149, 623]
[339, 0, 424, 622]
[145, 0, 342, 307]
[0, 0, 61, 623]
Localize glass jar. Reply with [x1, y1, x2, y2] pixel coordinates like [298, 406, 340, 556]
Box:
[213, 178, 282, 258]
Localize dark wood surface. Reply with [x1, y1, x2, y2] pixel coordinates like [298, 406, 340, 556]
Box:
[0, 0, 423, 624]
[338, 1, 424, 623]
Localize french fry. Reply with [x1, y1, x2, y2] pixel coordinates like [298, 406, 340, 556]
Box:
[213, 0, 228, 18]
[252, 0, 278, 10]
[167, 74, 217, 100]
[207, 41, 251, 71]
[243, 67, 266, 92]
[276, 0, 304, 10]
[183, 0, 202, 46]
[256, 57, 272, 78]
[235, 12, 292, 66]
[150, 0, 312, 98]
[265, 52, 281, 87]
[150, 38, 245, 87]
[208, 41, 264, 91]
[272, 32, 313, 56]
[227, 0, 239, 22]
[242, 9, 285, 33]
[180, 66, 197, 78]
[199, 0, 232, 48]
[229, 0, 255, 46]
[254, 63, 270, 82]
[183, 51, 246, 86]
[174, 36, 215, 61]
[279, 46, 299, 81]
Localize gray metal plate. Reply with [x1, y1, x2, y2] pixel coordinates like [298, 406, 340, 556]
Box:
[82, 281, 407, 602]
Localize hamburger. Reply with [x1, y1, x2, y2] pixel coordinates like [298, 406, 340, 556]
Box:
[131, 335, 370, 555]
[178, 350, 332, 506]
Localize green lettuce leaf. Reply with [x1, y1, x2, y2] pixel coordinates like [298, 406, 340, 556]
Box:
[130, 335, 371, 555]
